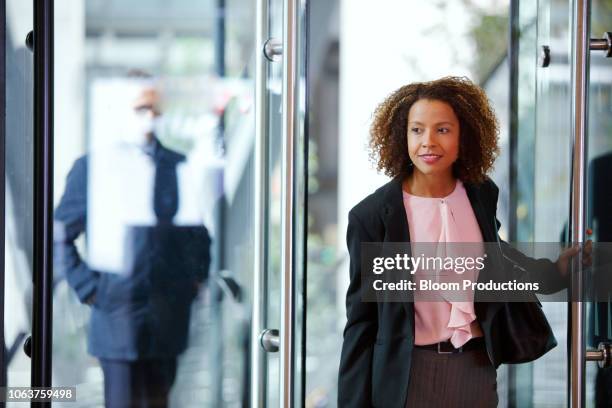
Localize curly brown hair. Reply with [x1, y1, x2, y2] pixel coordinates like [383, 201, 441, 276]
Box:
[369, 76, 500, 184]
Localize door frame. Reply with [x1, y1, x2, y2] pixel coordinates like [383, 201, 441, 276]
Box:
[0, 0, 7, 399]
[30, 0, 54, 394]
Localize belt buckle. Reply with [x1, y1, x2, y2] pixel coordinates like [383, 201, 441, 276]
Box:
[437, 341, 462, 354]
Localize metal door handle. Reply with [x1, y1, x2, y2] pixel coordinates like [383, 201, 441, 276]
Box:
[260, 329, 279, 352]
[279, 0, 298, 406]
[586, 342, 612, 368]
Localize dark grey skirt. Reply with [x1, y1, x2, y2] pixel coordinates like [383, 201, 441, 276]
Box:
[405, 346, 498, 408]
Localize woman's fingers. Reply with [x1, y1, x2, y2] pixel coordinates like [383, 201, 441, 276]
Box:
[563, 240, 593, 265]
[582, 239, 593, 266]
[556, 240, 594, 275]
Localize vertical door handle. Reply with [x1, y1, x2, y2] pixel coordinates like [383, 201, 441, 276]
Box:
[251, 0, 273, 405]
[279, 0, 299, 406]
[569, 0, 590, 407]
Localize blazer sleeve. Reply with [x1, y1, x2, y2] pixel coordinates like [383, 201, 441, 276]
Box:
[53, 156, 101, 303]
[338, 210, 378, 408]
[485, 179, 569, 294]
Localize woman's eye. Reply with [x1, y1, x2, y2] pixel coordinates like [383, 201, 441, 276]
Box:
[438, 128, 449, 133]
[411, 128, 422, 134]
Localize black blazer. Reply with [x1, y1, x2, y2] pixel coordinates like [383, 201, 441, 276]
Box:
[337, 174, 562, 408]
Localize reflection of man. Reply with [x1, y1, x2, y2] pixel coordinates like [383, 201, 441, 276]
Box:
[54, 78, 211, 407]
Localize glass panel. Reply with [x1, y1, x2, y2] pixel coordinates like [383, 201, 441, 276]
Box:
[306, 1, 521, 405]
[585, 1, 612, 406]
[293, 2, 308, 406]
[516, 0, 573, 406]
[51, 1, 259, 406]
[4, 0, 34, 397]
[516, 0, 538, 244]
[304, 1, 342, 406]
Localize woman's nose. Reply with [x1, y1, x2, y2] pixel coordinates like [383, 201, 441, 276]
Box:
[421, 129, 436, 147]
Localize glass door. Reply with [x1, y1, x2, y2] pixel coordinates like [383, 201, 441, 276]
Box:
[1, 0, 308, 406]
[515, 0, 612, 406]
[296, 0, 609, 406]
[2, 0, 35, 399]
[571, 0, 612, 406]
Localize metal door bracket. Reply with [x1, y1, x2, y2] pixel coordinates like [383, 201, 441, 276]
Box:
[586, 342, 612, 368]
[590, 32, 612, 57]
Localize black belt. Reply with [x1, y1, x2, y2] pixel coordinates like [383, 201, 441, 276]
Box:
[413, 336, 485, 354]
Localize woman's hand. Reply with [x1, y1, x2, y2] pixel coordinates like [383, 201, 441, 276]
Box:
[556, 239, 593, 277]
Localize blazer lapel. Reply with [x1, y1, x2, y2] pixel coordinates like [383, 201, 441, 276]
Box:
[463, 180, 504, 317]
[463, 181, 497, 243]
[381, 175, 411, 243]
[381, 175, 414, 329]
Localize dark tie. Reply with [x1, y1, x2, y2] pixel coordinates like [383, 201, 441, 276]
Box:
[151, 146, 179, 225]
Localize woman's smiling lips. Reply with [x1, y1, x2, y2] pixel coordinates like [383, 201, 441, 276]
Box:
[418, 153, 442, 164]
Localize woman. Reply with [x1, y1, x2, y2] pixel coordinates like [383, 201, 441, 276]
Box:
[337, 76, 590, 408]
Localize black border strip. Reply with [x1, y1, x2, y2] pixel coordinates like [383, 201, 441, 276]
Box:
[0, 0, 6, 402]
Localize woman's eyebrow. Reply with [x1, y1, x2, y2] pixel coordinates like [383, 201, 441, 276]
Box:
[408, 121, 455, 126]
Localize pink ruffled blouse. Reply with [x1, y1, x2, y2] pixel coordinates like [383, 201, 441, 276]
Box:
[402, 179, 484, 348]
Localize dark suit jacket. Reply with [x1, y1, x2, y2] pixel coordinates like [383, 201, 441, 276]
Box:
[337, 174, 563, 408]
[53, 141, 211, 360]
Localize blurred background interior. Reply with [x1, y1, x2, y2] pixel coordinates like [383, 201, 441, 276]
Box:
[3, 0, 612, 407]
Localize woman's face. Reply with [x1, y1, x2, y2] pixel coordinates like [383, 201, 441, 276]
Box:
[406, 98, 460, 179]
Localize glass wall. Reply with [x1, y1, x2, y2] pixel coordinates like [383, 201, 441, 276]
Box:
[4, 0, 34, 395]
